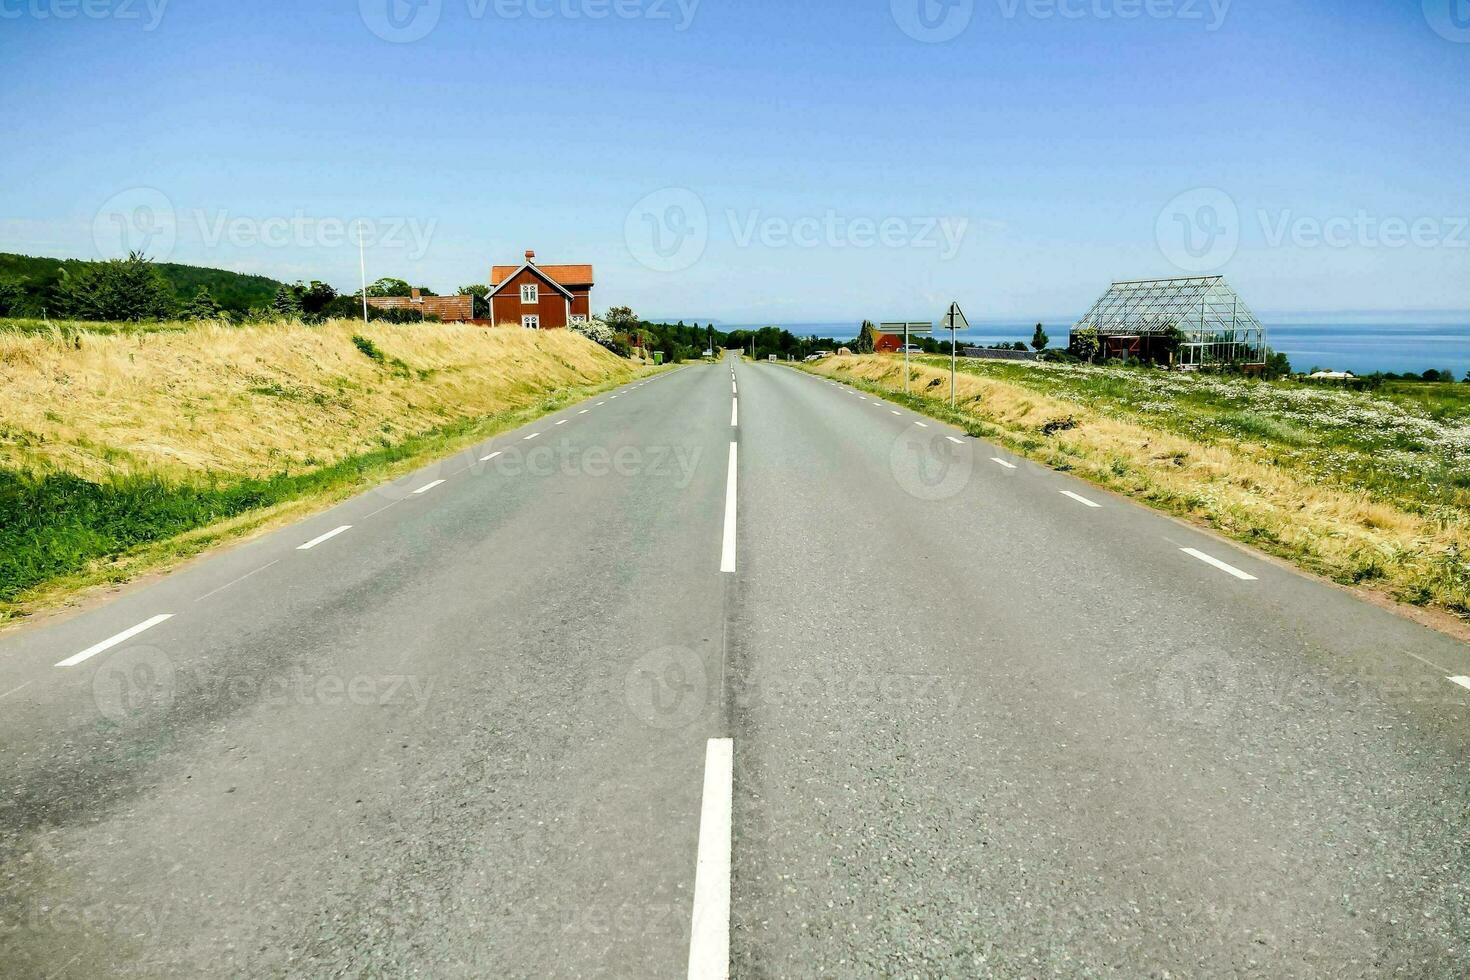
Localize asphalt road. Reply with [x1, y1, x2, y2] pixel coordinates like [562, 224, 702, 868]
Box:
[3, 355, 1470, 978]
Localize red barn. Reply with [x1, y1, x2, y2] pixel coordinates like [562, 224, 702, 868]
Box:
[489, 250, 594, 329]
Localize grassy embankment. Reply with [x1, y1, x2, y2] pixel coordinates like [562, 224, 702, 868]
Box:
[0, 318, 646, 621]
[800, 354, 1470, 621]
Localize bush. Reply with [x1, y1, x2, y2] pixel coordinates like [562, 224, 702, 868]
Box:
[56, 251, 176, 321]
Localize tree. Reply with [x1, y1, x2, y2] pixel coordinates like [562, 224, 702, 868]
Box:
[1031, 323, 1049, 352]
[1070, 327, 1100, 363]
[854, 320, 877, 354]
[182, 285, 224, 320]
[1156, 324, 1187, 366]
[56, 251, 175, 321]
[272, 284, 302, 316]
[0, 279, 23, 317]
[569, 314, 617, 351]
[604, 306, 640, 334]
[457, 283, 488, 297]
[1263, 349, 1292, 380]
[298, 281, 338, 317]
[365, 277, 413, 298]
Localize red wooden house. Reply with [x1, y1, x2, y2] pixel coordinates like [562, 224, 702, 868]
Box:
[488, 250, 594, 329]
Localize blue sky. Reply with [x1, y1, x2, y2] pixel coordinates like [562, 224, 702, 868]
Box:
[2, 0, 1468, 323]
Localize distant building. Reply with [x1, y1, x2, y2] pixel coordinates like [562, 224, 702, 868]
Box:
[488, 250, 594, 329]
[365, 289, 474, 321]
[1071, 275, 1266, 369]
[1309, 370, 1355, 380]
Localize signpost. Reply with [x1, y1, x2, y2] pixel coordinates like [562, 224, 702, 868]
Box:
[882, 321, 933, 393]
[942, 302, 969, 409]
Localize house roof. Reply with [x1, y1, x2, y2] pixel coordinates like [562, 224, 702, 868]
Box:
[491, 264, 594, 287]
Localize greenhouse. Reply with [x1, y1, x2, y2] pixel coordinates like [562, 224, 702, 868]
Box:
[1071, 276, 1267, 369]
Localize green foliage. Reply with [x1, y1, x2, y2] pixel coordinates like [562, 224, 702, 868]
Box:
[271, 284, 301, 315]
[1070, 327, 1100, 363]
[0, 252, 282, 317]
[457, 283, 489, 297]
[182, 285, 224, 320]
[56, 251, 176, 321]
[854, 321, 877, 354]
[0, 279, 23, 316]
[1263, 349, 1293, 380]
[352, 334, 385, 362]
[365, 277, 413, 298]
[1031, 323, 1049, 352]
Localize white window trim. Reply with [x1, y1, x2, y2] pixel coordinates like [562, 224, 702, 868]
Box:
[522, 315, 540, 329]
[569, 314, 587, 323]
[521, 284, 538, 304]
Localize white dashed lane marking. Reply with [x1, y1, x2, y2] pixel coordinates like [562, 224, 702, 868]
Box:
[1181, 547, 1257, 581]
[297, 525, 352, 550]
[413, 479, 446, 494]
[1060, 490, 1100, 508]
[991, 457, 1017, 469]
[56, 614, 173, 668]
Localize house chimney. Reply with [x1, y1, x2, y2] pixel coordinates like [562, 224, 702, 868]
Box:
[411, 287, 421, 302]
[525, 249, 536, 263]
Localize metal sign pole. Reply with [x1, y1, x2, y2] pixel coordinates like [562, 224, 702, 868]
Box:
[951, 323, 957, 409]
[904, 322, 910, 394]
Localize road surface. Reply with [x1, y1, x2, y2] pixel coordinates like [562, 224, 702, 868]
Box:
[2, 356, 1469, 977]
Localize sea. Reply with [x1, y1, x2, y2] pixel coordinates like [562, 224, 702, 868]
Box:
[716, 313, 1470, 378]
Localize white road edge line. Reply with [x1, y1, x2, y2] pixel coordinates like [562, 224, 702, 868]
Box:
[1060, 490, 1100, 508]
[297, 525, 352, 550]
[57, 614, 173, 668]
[480, 451, 502, 461]
[731, 399, 739, 427]
[991, 457, 1016, 469]
[1180, 547, 1257, 581]
[688, 737, 733, 980]
[413, 479, 446, 494]
[721, 442, 738, 574]
[1448, 676, 1470, 692]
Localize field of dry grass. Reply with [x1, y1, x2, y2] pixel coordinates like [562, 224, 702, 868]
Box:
[0, 319, 643, 619]
[802, 354, 1470, 623]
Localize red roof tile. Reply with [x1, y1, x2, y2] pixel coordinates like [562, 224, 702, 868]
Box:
[491, 263, 594, 287]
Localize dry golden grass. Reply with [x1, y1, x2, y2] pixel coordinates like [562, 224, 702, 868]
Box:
[0, 319, 636, 481]
[807, 355, 1470, 619]
[0, 319, 645, 621]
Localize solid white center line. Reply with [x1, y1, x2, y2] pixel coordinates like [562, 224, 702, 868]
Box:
[1060, 490, 1101, 508]
[57, 614, 173, 668]
[523, 432, 541, 441]
[480, 450, 502, 461]
[1448, 676, 1470, 692]
[1181, 547, 1257, 580]
[991, 457, 1016, 469]
[721, 442, 738, 574]
[731, 399, 739, 427]
[946, 436, 964, 445]
[413, 479, 446, 494]
[913, 421, 929, 428]
[555, 419, 568, 425]
[297, 525, 352, 550]
[688, 737, 733, 980]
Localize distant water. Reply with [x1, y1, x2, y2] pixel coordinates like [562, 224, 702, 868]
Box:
[720, 315, 1470, 378]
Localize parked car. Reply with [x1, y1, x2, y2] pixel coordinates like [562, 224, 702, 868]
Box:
[899, 344, 924, 354]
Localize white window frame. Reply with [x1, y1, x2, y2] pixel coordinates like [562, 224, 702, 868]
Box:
[520, 283, 538, 304]
[522, 315, 540, 329]
[569, 314, 587, 324]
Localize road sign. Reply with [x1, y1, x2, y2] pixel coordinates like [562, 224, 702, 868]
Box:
[943, 302, 969, 333]
[883, 322, 933, 393]
[942, 302, 968, 408]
